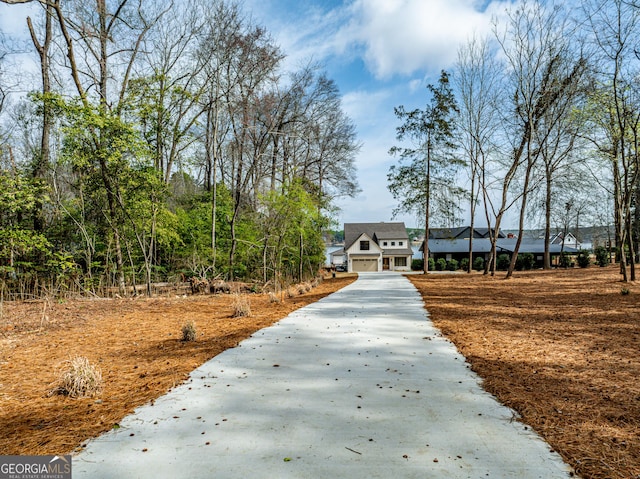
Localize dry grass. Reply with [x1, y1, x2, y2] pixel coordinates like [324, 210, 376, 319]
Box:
[181, 321, 197, 342]
[0, 273, 356, 456]
[49, 356, 103, 399]
[268, 292, 280, 303]
[231, 293, 251, 317]
[407, 265, 640, 479]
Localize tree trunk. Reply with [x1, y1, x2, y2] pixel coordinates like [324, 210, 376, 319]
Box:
[27, 5, 53, 233]
[467, 168, 476, 273]
[543, 174, 552, 269]
[423, 138, 431, 274]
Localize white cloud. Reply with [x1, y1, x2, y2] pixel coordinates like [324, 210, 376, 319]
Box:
[0, 2, 39, 39]
[338, 0, 510, 79]
[244, 0, 354, 72]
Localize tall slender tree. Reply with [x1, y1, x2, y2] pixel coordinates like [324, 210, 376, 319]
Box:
[388, 70, 461, 273]
[454, 36, 501, 272]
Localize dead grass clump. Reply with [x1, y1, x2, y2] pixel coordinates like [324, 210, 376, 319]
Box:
[181, 321, 197, 341]
[286, 287, 297, 298]
[232, 294, 251, 317]
[210, 280, 231, 294]
[268, 292, 281, 304]
[50, 356, 103, 398]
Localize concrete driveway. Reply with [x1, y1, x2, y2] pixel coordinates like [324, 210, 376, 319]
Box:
[74, 273, 573, 478]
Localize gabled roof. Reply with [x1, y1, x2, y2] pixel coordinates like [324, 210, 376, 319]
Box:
[345, 232, 384, 254]
[344, 222, 408, 250]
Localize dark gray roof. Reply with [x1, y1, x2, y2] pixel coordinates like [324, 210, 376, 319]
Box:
[382, 247, 414, 256]
[429, 227, 506, 239]
[428, 227, 468, 239]
[497, 239, 579, 254]
[344, 222, 408, 250]
[427, 239, 499, 254]
[425, 238, 579, 255]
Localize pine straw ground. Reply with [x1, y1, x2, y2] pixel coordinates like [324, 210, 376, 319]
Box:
[0, 274, 356, 457]
[408, 266, 640, 479]
[0, 267, 637, 479]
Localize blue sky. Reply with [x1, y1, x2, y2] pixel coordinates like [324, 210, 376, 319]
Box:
[0, 0, 516, 229]
[243, 0, 514, 228]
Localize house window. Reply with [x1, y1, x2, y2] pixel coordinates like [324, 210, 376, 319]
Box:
[395, 257, 407, 267]
[383, 241, 388, 246]
[360, 240, 370, 251]
[391, 241, 395, 246]
[399, 241, 403, 246]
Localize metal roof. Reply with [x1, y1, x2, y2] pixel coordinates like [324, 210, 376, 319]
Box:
[425, 238, 580, 255]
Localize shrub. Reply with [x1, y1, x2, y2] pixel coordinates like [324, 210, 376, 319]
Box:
[559, 252, 574, 268]
[459, 258, 469, 272]
[447, 259, 459, 271]
[428, 257, 435, 271]
[435, 258, 447, 271]
[594, 246, 610, 267]
[181, 321, 197, 342]
[412, 259, 424, 271]
[473, 257, 485, 271]
[516, 253, 535, 270]
[50, 356, 103, 398]
[577, 250, 591, 268]
[496, 254, 511, 270]
[621, 287, 630, 296]
[232, 294, 251, 317]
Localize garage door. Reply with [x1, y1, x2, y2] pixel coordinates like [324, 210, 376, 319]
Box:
[352, 258, 378, 272]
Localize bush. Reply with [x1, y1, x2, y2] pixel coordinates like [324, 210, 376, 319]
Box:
[460, 258, 469, 272]
[412, 259, 424, 271]
[559, 252, 574, 268]
[516, 253, 535, 270]
[447, 259, 459, 271]
[577, 250, 591, 268]
[435, 258, 447, 271]
[428, 257, 435, 271]
[594, 246, 610, 267]
[473, 257, 485, 271]
[50, 356, 103, 398]
[182, 321, 197, 342]
[496, 254, 511, 270]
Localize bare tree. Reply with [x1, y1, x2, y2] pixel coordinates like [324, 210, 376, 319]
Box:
[583, 0, 640, 281]
[494, 0, 586, 278]
[454, 35, 501, 272]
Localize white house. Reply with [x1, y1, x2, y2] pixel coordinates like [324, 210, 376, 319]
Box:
[340, 222, 413, 272]
[550, 232, 581, 249]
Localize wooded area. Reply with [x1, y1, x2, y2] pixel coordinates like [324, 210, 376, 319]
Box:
[0, 0, 360, 298]
[3, 0, 640, 297]
[389, 0, 640, 280]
